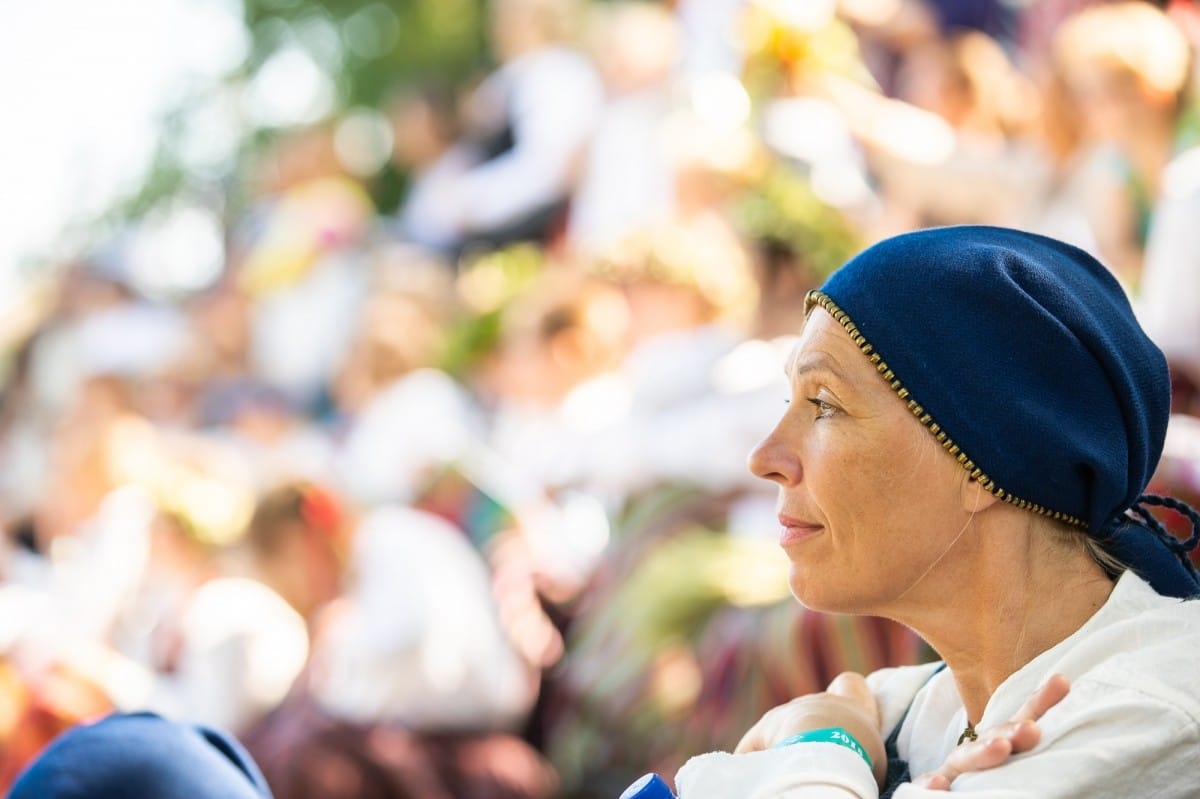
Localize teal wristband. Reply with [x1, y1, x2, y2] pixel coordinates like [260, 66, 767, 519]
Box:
[772, 726, 873, 771]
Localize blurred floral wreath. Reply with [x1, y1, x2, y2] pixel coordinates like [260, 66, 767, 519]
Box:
[439, 243, 547, 379]
[104, 416, 257, 548]
[733, 161, 863, 283]
[740, 0, 876, 102]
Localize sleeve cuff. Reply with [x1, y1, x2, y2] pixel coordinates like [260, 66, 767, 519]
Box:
[675, 742, 878, 799]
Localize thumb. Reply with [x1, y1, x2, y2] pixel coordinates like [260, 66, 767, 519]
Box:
[827, 672, 879, 726]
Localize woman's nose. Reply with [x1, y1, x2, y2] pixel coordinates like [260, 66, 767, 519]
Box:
[747, 425, 797, 486]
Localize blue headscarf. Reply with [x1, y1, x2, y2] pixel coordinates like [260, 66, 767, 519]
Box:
[9, 712, 273, 799]
[810, 225, 1200, 598]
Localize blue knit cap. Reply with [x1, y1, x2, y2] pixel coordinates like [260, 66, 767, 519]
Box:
[9, 712, 273, 799]
[809, 225, 1200, 598]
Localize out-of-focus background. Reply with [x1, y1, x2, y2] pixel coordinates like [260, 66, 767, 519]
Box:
[2, 0, 1199, 796]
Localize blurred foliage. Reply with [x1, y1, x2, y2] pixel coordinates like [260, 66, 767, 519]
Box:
[241, 0, 490, 107]
[733, 162, 862, 282]
[114, 0, 491, 227]
[547, 523, 791, 797]
[609, 528, 791, 651]
[104, 0, 869, 295]
[440, 243, 547, 379]
[238, 0, 488, 218]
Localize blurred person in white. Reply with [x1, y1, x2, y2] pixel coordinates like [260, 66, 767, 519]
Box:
[176, 280, 339, 491]
[479, 266, 629, 595]
[817, 0, 1046, 237]
[115, 494, 311, 736]
[0, 418, 312, 738]
[0, 420, 140, 787]
[181, 280, 252, 387]
[200, 379, 337, 493]
[836, 0, 945, 97]
[3, 372, 162, 643]
[0, 485, 156, 697]
[1035, 2, 1193, 292]
[0, 259, 195, 540]
[573, 220, 785, 508]
[676, 0, 747, 79]
[385, 83, 479, 257]
[1013, 0, 1106, 76]
[1140, 145, 1200, 415]
[235, 123, 375, 413]
[34, 298, 194, 428]
[868, 27, 1045, 233]
[1139, 1, 1200, 415]
[484, 267, 627, 498]
[331, 249, 485, 510]
[96, 440, 325, 736]
[439, 0, 604, 255]
[236, 504, 556, 799]
[308, 504, 537, 731]
[0, 263, 204, 708]
[566, 1, 681, 255]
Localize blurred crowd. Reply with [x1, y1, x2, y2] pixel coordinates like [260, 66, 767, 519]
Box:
[3, 0, 1200, 797]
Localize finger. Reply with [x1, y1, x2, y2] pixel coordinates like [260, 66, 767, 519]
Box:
[950, 737, 1014, 774]
[1012, 674, 1070, 724]
[970, 717, 1041, 752]
[735, 701, 795, 753]
[1003, 719, 1042, 753]
[826, 672, 879, 725]
[915, 721, 1036, 790]
[734, 728, 764, 754]
[937, 736, 1014, 785]
[735, 719, 777, 754]
[968, 717, 1042, 757]
[912, 772, 952, 790]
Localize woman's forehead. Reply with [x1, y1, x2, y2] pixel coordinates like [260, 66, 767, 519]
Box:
[786, 309, 861, 381]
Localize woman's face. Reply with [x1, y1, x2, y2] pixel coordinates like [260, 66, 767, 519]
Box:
[748, 308, 972, 616]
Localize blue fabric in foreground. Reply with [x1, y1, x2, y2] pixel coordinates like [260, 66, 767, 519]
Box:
[817, 225, 1198, 598]
[9, 712, 273, 799]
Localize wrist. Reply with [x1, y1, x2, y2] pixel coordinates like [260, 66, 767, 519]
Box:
[773, 726, 874, 773]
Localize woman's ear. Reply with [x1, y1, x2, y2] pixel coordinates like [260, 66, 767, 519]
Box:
[961, 474, 1002, 514]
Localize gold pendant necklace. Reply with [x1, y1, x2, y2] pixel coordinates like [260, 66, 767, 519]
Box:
[957, 722, 978, 745]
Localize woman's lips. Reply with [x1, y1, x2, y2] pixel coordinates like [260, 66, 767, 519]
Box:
[778, 514, 823, 546]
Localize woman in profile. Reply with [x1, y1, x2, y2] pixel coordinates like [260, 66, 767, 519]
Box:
[673, 226, 1200, 797]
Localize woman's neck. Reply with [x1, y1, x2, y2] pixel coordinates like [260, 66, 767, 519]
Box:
[891, 512, 1116, 724]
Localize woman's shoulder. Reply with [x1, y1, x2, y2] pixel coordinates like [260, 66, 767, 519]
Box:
[979, 571, 1200, 740]
[1059, 574, 1200, 719]
[1068, 571, 1200, 661]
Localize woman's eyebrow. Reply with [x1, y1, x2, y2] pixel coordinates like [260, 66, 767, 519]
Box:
[786, 351, 849, 383]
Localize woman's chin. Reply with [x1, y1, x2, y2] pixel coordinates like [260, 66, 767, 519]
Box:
[789, 570, 870, 616]
[788, 570, 833, 611]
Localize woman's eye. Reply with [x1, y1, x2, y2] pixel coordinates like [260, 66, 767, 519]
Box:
[808, 398, 836, 418]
